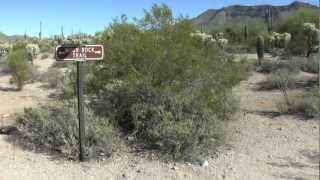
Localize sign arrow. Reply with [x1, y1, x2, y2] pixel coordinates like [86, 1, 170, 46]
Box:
[94, 50, 102, 54]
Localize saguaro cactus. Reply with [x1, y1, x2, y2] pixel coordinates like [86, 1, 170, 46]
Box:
[265, 7, 273, 33]
[269, 8, 273, 33]
[24, 30, 27, 40]
[39, 21, 42, 40]
[256, 35, 264, 65]
[244, 25, 248, 41]
[61, 26, 64, 40]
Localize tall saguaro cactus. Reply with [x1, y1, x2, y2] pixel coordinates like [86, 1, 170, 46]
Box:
[61, 26, 64, 40]
[256, 35, 264, 66]
[244, 25, 248, 41]
[265, 7, 273, 33]
[24, 29, 27, 40]
[39, 21, 42, 40]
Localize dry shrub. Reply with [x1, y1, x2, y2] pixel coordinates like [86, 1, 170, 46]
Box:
[277, 88, 320, 119]
[16, 101, 121, 160]
[258, 69, 296, 90]
[257, 60, 299, 74]
[41, 67, 64, 88]
[293, 56, 319, 74]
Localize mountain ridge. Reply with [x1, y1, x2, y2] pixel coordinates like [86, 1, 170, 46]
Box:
[0, 32, 24, 42]
[191, 1, 319, 31]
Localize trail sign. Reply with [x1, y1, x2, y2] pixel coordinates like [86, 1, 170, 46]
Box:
[54, 44, 104, 162]
[55, 44, 104, 61]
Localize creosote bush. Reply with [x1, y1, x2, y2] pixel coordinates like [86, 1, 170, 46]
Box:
[16, 101, 121, 160]
[87, 4, 248, 159]
[91, 81, 231, 160]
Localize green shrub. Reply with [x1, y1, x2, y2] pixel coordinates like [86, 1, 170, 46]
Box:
[8, 48, 32, 90]
[278, 8, 319, 56]
[11, 41, 27, 51]
[86, 4, 248, 160]
[91, 81, 229, 160]
[39, 41, 53, 53]
[16, 101, 121, 160]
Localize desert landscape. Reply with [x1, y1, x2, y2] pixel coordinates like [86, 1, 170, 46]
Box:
[0, 1, 319, 180]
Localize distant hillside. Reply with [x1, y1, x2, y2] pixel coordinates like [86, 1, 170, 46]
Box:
[191, 1, 319, 32]
[0, 32, 24, 42]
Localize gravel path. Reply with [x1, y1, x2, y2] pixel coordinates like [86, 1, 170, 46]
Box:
[0, 54, 319, 180]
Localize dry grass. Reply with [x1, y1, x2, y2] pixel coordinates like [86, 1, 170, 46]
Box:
[277, 89, 320, 119]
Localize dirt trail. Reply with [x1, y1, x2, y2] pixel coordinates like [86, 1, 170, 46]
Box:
[0, 54, 54, 126]
[0, 54, 319, 180]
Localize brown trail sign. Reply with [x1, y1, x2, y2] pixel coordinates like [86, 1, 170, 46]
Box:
[55, 44, 104, 162]
[55, 44, 104, 61]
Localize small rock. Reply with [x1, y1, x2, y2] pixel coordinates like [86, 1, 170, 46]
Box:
[127, 136, 135, 142]
[122, 173, 126, 178]
[136, 169, 141, 173]
[2, 114, 10, 118]
[100, 152, 105, 156]
[278, 127, 282, 131]
[201, 160, 209, 167]
[171, 166, 179, 170]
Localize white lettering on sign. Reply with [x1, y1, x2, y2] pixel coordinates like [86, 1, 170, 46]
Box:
[73, 51, 87, 58]
[71, 47, 99, 59]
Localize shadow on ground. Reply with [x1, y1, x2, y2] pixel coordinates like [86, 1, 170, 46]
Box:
[0, 86, 18, 92]
[0, 127, 67, 162]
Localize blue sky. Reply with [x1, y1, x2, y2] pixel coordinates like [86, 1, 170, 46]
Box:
[0, 0, 318, 37]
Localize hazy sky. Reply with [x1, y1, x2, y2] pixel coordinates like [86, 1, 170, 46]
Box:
[0, 0, 318, 37]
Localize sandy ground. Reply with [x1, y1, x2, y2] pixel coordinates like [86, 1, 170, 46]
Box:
[0, 55, 54, 126]
[0, 54, 319, 180]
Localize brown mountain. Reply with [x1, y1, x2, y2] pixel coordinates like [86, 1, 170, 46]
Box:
[191, 1, 318, 31]
[0, 32, 25, 42]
